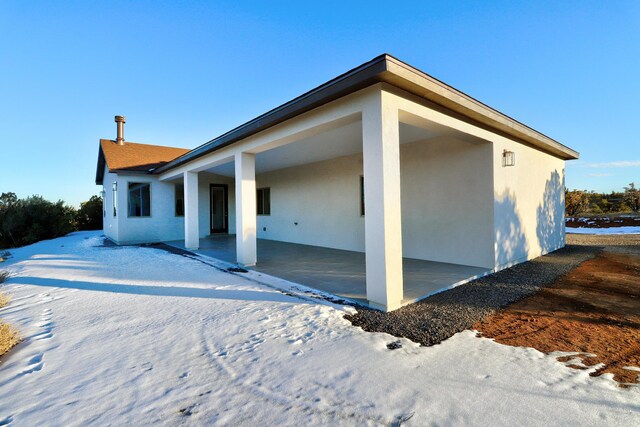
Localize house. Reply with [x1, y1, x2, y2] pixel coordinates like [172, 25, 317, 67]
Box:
[95, 54, 579, 312]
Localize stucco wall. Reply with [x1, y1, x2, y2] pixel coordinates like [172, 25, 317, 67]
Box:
[104, 135, 564, 272]
[107, 172, 234, 244]
[493, 138, 566, 270]
[255, 136, 495, 268]
[102, 170, 119, 242]
[400, 137, 494, 268]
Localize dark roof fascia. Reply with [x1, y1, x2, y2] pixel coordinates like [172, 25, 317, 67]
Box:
[154, 54, 578, 175]
[95, 144, 106, 185]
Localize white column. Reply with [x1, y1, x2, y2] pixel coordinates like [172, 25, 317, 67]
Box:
[235, 152, 257, 266]
[362, 91, 404, 311]
[184, 171, 199, 250]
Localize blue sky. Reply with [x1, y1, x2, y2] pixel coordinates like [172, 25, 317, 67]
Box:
[1, 1, 638, 206]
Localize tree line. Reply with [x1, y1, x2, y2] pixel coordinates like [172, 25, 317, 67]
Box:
[566, 183, 640, 217]
[0, 192, 103, 249]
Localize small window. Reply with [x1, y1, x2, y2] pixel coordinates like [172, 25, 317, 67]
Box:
[257, 188, 271, 215]
[360, 175, 365, 216]
[128, 182, 151, 217]
[175, 184, 184, 216]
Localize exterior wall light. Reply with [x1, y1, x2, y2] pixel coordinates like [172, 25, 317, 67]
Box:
[502, 150, 515, 167]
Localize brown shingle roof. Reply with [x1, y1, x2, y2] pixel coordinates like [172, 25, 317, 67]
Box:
[96, 139, 189, 184]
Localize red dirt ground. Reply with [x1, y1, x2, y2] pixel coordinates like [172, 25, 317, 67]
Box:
[566, 216, 640, 228]
[474, 250, 640, 386]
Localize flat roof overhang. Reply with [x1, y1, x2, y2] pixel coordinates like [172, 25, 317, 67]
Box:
[154, 54, 578, 175]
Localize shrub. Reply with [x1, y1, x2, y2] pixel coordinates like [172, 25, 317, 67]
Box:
[0, 322, 20, 358]
[0, 267, 20, 357]
[0, 193, 76, 248]
[624, 183, 640, 212]
[565, 190, 590, 217]
[76, 195, 103, 231]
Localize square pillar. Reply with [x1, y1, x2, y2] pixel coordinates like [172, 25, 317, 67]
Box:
[362, 91, 404, 311]
[235, 152, 257, 266]
[184, 171, 199, 250]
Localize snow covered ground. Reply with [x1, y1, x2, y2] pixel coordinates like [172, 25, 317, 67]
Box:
[0, 232, 637, 426]
[566, 226, 640, 235]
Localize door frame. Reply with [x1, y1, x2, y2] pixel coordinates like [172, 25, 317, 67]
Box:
[209, 184, 229, 234]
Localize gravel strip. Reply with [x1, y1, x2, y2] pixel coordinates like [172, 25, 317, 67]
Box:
[345, 235, 639, 347]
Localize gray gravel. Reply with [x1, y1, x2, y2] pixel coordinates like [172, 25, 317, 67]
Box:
[345, 235, 638, 347]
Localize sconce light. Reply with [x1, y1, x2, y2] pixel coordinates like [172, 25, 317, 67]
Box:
[502, 150, 515, 167]
[112, 182, 117, 191]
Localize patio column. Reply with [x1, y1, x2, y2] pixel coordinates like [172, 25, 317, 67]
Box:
[184, 171, 199, 250]
[235, 152, 257, 266]
[362, 91, 404, 311]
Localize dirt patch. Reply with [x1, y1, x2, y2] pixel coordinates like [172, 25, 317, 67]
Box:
[345, 244, 598, 347]
[474, 250, 640, 386]
[566, 215, 640, 228]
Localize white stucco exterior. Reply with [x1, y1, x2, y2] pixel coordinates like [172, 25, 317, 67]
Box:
[493, 137, 566, 270]
[98, 59, 577, 312]
[104, 170, 235, 246]
[253, 135, 494, 270]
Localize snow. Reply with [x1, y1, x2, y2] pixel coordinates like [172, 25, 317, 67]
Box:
[566, 226, 640, 235]
[0, 232, 638, 425]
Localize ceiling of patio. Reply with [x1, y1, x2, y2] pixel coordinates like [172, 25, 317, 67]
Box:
[202, 117, 477, 177]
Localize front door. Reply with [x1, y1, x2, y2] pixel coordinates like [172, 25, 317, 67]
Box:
[210, 184, 228, 234]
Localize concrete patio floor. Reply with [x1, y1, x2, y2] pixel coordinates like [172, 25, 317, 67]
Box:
[167, 235, 491, 307]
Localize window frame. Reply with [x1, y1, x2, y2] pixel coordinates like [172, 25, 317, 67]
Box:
[256, 187, 271, 216]
[359, 175, 365, 217]
[127, 181, 152, 218]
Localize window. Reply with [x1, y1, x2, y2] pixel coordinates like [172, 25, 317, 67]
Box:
[112, 182, 117, 217]
[128, 182, 151, 217]
[175, 184, 184, 216]
[360, 175, 365, 216]
[257, 188, 270, 215]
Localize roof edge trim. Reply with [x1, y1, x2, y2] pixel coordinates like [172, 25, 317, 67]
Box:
[154, 54, 578, 175]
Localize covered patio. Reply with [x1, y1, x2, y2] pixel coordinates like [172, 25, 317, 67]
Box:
[155, 73, 505, 311]
[167, 236, 490, 307]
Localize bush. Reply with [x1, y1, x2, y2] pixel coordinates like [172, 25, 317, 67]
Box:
[624, 183, 640, 212]
[0, 270, 9, 284]
[0, 322, 20, 358]
[76, 195, 103, 231]
[0, 192, 76, 248]
[565, 190, 590, 217]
